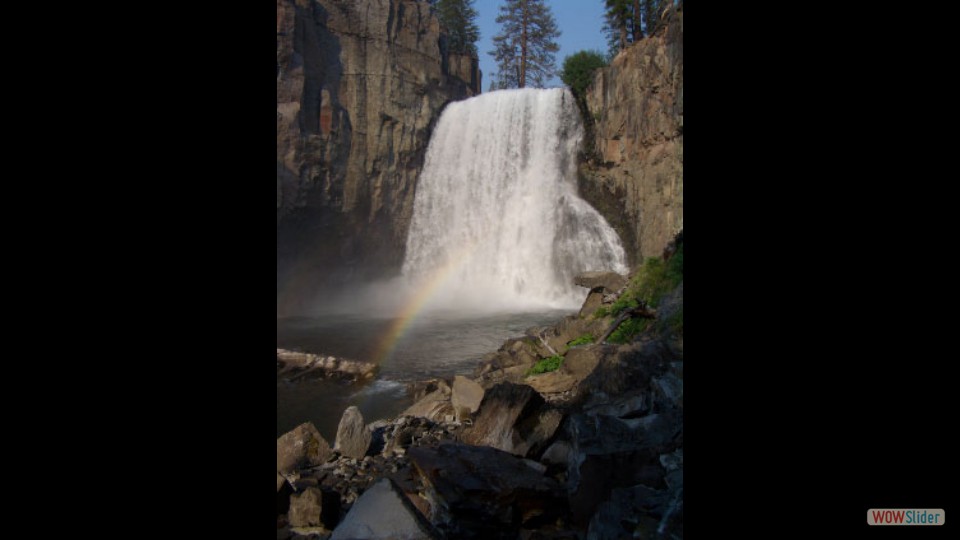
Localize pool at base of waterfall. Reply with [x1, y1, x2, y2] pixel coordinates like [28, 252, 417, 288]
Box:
[276, 309, 571, 440]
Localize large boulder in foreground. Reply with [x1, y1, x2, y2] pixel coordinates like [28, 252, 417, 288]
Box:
[409, 443, 567, 539]
[334, 406, 372, 459]
[330, 478, 438, 540]
[462, 382, 560, 457]
[277, 422, 332, 482]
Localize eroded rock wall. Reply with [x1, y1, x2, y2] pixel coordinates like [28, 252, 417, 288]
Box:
[277, 0, 480, 314]
[580, 2, 682, 265]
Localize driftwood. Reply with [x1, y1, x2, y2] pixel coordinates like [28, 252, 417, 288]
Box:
[599, 305, 657, 344]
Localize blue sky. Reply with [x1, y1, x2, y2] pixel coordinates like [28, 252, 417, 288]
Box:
[473, 0, 609, 89]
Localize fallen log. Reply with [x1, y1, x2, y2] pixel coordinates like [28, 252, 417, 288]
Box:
[599, 305, 657, 344]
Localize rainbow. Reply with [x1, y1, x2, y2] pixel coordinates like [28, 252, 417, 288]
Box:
[368, 245, 474, 367]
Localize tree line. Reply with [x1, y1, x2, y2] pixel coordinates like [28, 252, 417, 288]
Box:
[430, 0, 666, 92]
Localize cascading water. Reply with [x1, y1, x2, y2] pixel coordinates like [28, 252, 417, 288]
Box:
[401, 88, 628, 311]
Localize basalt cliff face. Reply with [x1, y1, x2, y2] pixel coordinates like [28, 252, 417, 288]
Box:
[277, 0, 480, 315]
[580, 2, 683, 266]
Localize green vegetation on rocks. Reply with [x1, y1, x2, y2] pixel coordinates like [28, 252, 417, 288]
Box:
[567, 334, 595, 347]
[527, 355, 564, 376]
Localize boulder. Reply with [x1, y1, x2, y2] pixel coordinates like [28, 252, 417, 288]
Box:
[525, 369, 577, 396]
[563, 411, 682, 525]
[574, 272, 627, 293]
[277, 422, 332, 475]
[561, 346, 604, 380]
[409, 443, 567, 539]
[334, 406, 372, 459]
[330, 478, 438, 540]
[579, 290, 605, 318]
[401, 390, 454, 422]
[288, 486, 325, 528]
[451, 375, 484, 420]
[653, 373, 683, 408]
[462, 383, 558, 456]
[585, 484, 671, 540]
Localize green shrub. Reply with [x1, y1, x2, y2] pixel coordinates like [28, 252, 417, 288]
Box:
[607, 318, 649, 344]
[527, 355, 564, 376]
[567, 334, 595, 347]
[560, 50, 607, 99]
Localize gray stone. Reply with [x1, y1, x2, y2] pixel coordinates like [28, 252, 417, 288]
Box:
[574, 272, 628, 293]
[278, 422, 333, 475]
[401, 390, 454, 422]
[451, 375, 484, 420]
[334, 406, 372, 459]
[330, 478, 436, 540]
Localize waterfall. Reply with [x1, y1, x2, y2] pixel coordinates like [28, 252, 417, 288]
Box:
[401, 88, 627, 311]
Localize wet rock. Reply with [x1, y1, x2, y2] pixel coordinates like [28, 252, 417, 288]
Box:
[462, 382, 552, 456]
[409, 443, 567, 539]
[451, 375, 484, 421]
[574, 272, 627, 293]
[278, 422, 333, 477]
[330, 478, 437, 540]
[334, 407, 372, 459]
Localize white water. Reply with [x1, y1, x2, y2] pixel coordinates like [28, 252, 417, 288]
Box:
[400, 88, 628, 312]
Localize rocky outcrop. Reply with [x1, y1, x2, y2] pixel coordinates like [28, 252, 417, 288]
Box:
[277, 0, 481, 315]
[579, 1, 682, 265]
[277, 348, 378, 382]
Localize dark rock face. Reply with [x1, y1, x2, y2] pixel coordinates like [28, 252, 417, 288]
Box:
[277, 422, 333, 478]
[462, 382, 561, 457]
[580, 2, 683, 265]
[409, 443, 567, 539]
[335, 406, 372, 459]
[563, 410, 682, 525]
[330, 478, 438, 540]
[277, 0, 481, 315]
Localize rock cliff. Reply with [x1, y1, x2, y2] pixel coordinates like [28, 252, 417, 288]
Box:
[580, 1, 682, 265]
[277, 0, 480, 315]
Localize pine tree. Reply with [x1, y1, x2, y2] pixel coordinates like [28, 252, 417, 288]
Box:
[488, 0, 561, 89]
[605, 0, 631, 53]
[603, 0, 663, 56]
[432, 0, 480, 56]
